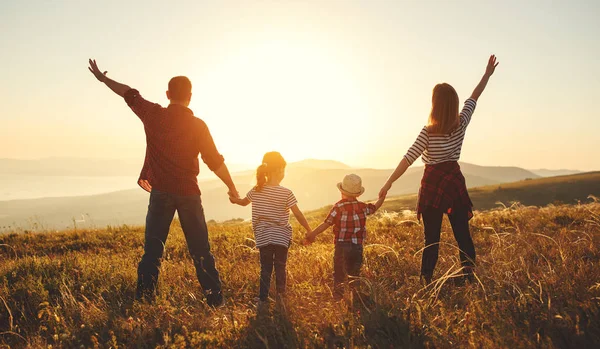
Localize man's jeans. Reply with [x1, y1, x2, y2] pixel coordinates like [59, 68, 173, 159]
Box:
[333, 242, 364, 297]
[258, 244, 289, 301]
[136, 190, 222, 300]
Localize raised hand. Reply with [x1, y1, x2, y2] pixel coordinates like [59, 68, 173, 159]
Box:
[88, 59, 107, 82]
[485, 55, 499, 77]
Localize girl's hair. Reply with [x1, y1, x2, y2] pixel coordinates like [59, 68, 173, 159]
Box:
[427, 83, 460, 134]
[255, 151, 287, 191]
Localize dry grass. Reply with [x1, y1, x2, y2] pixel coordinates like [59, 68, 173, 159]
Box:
[1, 200, 599, 348]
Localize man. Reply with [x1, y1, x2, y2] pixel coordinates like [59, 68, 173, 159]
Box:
[88, 59, 239, 306]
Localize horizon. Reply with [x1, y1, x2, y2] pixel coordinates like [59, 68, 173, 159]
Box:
[0, 156, 589, 173]
[1, 1, 599, 171]
[1, 166, 597, 231]
[0, 156, 588, 204]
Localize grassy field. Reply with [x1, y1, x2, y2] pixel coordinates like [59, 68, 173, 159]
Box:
[1, 178, 600, 348]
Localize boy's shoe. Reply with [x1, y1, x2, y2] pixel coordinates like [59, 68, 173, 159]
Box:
[206, 291, 224, 307]
[135, 288, 157, 303]
[254, 296, 271, 304]
[254, 296, 270, 312]
[274, 293, 287, 304]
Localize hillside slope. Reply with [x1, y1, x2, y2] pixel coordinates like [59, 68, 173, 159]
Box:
[0, 201, 599, 348]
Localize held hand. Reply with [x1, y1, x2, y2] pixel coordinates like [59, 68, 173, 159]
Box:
[306, 230, 315, 240]
[88, 59, 108, 82]
[485, 55, 499, 77]
[227, 189, 240, 204]
[379, 183, 391, 199]
[303, 233, 315, 245]
[228, 188, 240, 200]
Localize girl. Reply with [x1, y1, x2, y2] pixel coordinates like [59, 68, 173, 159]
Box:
[379, 55, 499, 284]
[230, 152, 312, 301]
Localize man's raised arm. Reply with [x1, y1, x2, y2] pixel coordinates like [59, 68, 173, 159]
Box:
[88, 59, 131, 97]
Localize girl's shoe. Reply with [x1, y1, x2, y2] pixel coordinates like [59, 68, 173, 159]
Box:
[206, 291, 224, 307]
[420, 274, 432, 286]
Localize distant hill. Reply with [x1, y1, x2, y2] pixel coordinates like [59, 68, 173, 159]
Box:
[458, 163, 540, 182]
[0, 162, 582, 231]
[0, 158, 253, 178]
[530, 169, 582, 177]
[288, 159, 352, 170]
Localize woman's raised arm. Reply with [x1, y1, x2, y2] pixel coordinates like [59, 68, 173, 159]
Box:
[470, 55, 499, 101]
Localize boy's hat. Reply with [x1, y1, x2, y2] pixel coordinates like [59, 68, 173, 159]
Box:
[337, 174, 365, 197]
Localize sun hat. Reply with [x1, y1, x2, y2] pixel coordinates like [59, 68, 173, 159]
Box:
[337, 174, 365, 197]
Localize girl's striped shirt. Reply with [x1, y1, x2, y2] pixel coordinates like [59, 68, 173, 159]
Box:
[247, 185, 298, 248]
[404, 98, 477, 165]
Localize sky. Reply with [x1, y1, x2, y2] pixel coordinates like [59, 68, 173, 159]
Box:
[1, 0, 599, 171]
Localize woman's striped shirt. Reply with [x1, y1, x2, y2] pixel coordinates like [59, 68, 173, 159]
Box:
[247, 185, 298, 248]
[404, 98, 477, 165]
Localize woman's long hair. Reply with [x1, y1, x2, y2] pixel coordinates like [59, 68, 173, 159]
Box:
[255, 151, 287, 191]
[427, 83, 460, 134]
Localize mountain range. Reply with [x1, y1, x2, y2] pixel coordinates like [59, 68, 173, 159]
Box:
[0, 159, 567, 231]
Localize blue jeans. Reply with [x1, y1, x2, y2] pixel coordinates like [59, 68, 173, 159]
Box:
[136, 190, 222, 300]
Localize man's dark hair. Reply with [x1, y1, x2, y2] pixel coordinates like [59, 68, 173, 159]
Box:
[168, 76, 192, 101]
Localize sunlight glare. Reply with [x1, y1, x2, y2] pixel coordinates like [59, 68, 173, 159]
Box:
[195, 37, 371, 164]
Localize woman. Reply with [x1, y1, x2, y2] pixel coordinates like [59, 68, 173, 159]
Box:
[379, 55, 499, 284]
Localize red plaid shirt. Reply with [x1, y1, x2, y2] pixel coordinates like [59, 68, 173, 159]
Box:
[325, 198, 377, 245]
[417, 161, 473, 220]
[124, 89, 225, 195]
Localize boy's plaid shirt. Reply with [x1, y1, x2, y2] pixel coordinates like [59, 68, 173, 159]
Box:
[325, 198, 377, 244]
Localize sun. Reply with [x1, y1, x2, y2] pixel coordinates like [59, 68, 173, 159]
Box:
[191, 37, 372, 165]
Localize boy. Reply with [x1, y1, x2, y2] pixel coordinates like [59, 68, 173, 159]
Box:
[305, 174, 385, 299]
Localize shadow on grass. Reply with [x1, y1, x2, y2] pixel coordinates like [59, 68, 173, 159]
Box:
[235, 300, 300, 349]
[351, 290, 425, 349]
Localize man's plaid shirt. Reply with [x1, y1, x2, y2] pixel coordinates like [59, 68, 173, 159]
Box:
[124, 89, 224, 195]
[325, 198, 377, 245]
